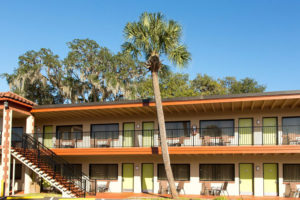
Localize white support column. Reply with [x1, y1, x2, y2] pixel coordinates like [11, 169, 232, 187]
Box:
[24, 115, 35, 194]
[133, 163, 141, 193]
[24, 167, 32, 194]
[26, 115, 35, 135]
[1, 105, 13, 196]
[254, 162, 264, 196]
[12, 158, 15, 195]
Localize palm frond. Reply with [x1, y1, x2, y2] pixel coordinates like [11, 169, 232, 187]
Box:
[168, 45, 191, 68]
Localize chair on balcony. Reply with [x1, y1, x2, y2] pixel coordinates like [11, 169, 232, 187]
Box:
[202, 136, 211, 146]
[61, 139, 75, 148]
[282, 135, 289, 145]
[158, 181, 169, 194]
[176, 181, 185, 194]
[177, 136, 185, 146]
[100, 138, 112, 148]
[221, 136, 230, 146]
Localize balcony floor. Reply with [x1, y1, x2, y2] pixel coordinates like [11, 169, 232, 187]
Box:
[50, 145, 300, 156]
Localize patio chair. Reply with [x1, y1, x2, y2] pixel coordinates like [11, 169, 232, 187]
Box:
[202, 136, 211, 146]
[202, 182, 212, 195]
[215, 181, 229, 196]
[55, 138, 60, 148]
[291, 183, 298, 197]
[61, 139, 75, 148]
[158, 181, 168, 194]
[178, 136, 185, 146]
[99, 181, 110, 192]
[282, 135, 289, 145]
[284, 183, 296, 197]
[89, 180, 96, 195]
[99, 138, 112, 148]
[176, 181, 185, 194]
[221, 136, 230, 146]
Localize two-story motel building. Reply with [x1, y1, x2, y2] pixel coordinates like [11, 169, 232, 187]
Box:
[1, 90, 300, 197]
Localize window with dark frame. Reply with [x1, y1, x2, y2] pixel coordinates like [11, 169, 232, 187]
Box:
[199, 164, 235, 181]
[62, 164, 82, 178]
[157, 164, 190, 181]
[91, 124, 119, 139]
[165, 121, 190, 138]
[12, 127, 23, 142]
[282, 117, 300, 135]
[10, 164, 22, 180]
[56, 125, 83, 140]
[283, 164, 300, 182]
[200, 120, 234, 137]
[89, 164, 118, 180]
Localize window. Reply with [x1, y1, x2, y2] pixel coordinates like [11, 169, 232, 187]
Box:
[200, 120, 234, 136]
[283, 164, 300, 182]
[282, 117, 300, 135]
[56, 125, 83, 140]
[199, 164, 235, 181]
[10, 164, 22, 180]
[91, 124, 119, 139]
[63, 164, 82, 178]
[158, 164, 190, 181]
[89, 164, 118, 180]
[12, 127, 23, 142]
[165, 121, 190, 138]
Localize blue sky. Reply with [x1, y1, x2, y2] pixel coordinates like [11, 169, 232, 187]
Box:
[0, 0, 300, 92]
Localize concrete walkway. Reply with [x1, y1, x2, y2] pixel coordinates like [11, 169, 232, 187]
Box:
[89, 192, 299, 199]
[5, 192, 300, 199]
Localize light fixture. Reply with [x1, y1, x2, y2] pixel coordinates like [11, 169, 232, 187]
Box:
[256, 165, 260, 171]
[135, 165, 139, 170]
[192, 125, 197, 135]
[4, 101, 8, 109]
[256, 119, 260, 125]
[136, 124, 140, 129]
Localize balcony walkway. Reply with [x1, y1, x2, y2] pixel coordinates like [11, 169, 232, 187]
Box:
[87, 192, 298, 199]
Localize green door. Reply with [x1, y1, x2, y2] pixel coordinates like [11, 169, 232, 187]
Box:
[264, 164, 278, 196]
[263, 118, 277, 145]
[143, 122, 154, 147]
[239, 119, 253, 145]
[44, 126, 53, 148]
[122, 163, 134, 192]
[123, 123, 135, 147]
[142, 164, 153, 193]
[239, 164, 253, 195]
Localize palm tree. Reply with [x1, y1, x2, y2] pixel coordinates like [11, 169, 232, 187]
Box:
[122, 12, 191, 198]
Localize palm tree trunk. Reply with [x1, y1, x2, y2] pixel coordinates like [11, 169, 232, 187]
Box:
[151, 70, 178, 198]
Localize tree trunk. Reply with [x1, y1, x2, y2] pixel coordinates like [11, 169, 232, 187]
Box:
[151, 71, 178, 198]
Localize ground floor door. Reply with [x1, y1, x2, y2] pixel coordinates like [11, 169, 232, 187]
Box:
[239, 163, 253, 195]
[263, 163, 278, 196]
[122, 163, 134, 192]
[239, 119, 253, 145]
[43, 126, 53, 148]
[143, 122, 154, 147]
[142, 163, 153, 193]
[263, 118, 277, 145]
[123, 123, 135, 147]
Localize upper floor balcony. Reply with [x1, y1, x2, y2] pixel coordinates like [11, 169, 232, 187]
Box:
[30, 125, 300, 149]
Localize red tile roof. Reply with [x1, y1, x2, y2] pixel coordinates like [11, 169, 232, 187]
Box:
[0, 92, 36, 106]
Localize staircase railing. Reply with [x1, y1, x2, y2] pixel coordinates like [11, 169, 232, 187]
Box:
[11, 133, 93, 197]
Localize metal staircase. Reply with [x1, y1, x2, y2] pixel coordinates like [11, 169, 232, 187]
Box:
[11, 133, 91, 197]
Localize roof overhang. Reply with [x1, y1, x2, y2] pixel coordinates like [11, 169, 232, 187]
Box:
[31, 90, 300, 121]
